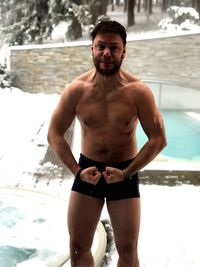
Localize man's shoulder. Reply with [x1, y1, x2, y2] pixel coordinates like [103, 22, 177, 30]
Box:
[121, 69, 142, 86]
[62, 69, 94, 99]
[122, 70, 148, 91]
[121, 70, 154, 102]
[75, 69, 95, 83]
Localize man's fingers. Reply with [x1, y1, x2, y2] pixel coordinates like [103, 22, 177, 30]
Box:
[80, 167, 101, 184]
[102, 170, 111, 181]
[103, 167, 123, 184]
[103, 167, 114, 178]
[91, 171, 101, 181]
[86, 166, 99, 173]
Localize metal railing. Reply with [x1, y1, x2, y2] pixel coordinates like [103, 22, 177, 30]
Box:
[141, 78, 200, 110]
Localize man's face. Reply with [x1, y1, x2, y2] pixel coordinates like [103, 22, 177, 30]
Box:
[92, 32, 126, 76]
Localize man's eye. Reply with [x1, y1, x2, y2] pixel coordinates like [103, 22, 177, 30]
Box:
[110, 46, 118, 52]
[97, 44, 105, 50]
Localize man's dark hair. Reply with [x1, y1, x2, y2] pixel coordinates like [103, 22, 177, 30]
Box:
[90, 20, 127, 45]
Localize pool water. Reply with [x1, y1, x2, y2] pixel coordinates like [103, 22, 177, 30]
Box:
[0, 188, 69, 267]
[137, 111, 200, 160]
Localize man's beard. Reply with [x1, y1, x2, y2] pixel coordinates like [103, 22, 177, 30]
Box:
[93, 57, 123, 76]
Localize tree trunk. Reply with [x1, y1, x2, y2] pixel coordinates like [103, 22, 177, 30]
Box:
[127, 0, 135, 26]
[137, 0, 141, 13]
[162, 0, 169, 12]
[144, 0, 148, 11]
[192, 0, 195, 8]
[116, 0, 120, 6]
[124, 0, 128, 12]
[71, 0, 82, 5]
[110, 0, 114, 11]
[196, 0, 200, 13]
[149, 0, 153, 15]
[89, 0, 108, 24]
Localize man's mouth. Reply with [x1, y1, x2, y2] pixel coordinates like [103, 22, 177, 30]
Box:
[101, 61, 113, 65]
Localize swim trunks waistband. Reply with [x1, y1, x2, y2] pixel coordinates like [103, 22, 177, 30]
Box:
[78, 153, 134, 173]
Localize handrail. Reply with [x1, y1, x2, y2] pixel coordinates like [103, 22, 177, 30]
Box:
[140, 78, 200, 110]
[141, 78, 200, 91]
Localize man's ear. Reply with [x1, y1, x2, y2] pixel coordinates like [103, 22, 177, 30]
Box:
[122, 47, 126, 58]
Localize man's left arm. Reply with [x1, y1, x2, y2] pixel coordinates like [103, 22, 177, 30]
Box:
[122, 82, 167, 178]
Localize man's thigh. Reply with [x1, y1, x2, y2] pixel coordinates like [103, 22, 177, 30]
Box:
[107, 198, 141, 247]
[68, 191, 105, 245]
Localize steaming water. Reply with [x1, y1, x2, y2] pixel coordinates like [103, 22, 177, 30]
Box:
[0, 189, 69, 267]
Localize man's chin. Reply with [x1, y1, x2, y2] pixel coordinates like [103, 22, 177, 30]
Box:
[96, 67, 119, 76]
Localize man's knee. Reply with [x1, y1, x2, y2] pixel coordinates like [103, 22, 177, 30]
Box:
[70, 239, 92, 259]
[116, 240, 139, 266]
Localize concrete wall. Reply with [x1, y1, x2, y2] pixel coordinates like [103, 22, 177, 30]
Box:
[9, 33, 200, 94]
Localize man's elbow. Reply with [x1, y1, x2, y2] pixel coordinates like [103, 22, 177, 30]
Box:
[158, 135, 167, 151]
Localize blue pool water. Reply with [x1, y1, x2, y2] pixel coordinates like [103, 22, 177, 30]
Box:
[0, 189, 69, 267]
[137, 111, 200, 160]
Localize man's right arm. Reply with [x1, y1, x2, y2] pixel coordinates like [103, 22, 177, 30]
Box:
[47, 83, 81, 176]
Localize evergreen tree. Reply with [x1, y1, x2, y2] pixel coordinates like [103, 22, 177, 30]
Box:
[0, 0, 109, 45]
[0, 0, 51, 45]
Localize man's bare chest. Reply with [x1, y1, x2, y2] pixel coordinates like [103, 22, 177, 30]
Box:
[76, 92, 137, 128]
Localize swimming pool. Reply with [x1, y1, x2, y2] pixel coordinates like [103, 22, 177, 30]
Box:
[137, 111, 200, 160]
[0, 188, 69, 267]
[0, 187, 106, 267]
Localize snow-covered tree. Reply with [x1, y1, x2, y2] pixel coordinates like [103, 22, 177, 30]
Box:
[0, 0, 109, 45]
[0, 0, 51, 45]
[159, 6, 200, 31]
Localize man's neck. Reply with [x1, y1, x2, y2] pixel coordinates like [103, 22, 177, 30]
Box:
[93, 69, 122, 92]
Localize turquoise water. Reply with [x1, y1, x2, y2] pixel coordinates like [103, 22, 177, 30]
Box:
[137, 111, 200, 160]
[0, 190, 68, 267]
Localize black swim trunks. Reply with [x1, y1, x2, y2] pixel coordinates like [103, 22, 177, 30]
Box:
[71, 154, 140, 201]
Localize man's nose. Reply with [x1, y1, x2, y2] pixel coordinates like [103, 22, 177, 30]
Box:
[103, 47, 111, 57]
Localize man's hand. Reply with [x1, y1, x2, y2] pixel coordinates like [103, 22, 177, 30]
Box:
[102, 167, 124, 184]
[80, 167, 101, 185]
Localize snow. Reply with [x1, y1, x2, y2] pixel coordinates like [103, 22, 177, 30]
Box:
[158, 6, 200, 32]
[175, 6, 199, 20]
[0, 87, 60, 183]
[51, 21, 71, 42]
[101, 185, 200, 267]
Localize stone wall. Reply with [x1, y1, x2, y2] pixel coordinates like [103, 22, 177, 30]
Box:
[9, 33, 200, 93]
[9, 41, 93, 93]
[125, 33, 200, 90]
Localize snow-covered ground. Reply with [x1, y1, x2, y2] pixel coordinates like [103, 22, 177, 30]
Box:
[102, 184, 200, 267]
[0, 87, 200, 267]
[0, 88, 60, 183]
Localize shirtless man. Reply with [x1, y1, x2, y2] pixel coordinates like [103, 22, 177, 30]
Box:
[47, 21, 167, 267]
